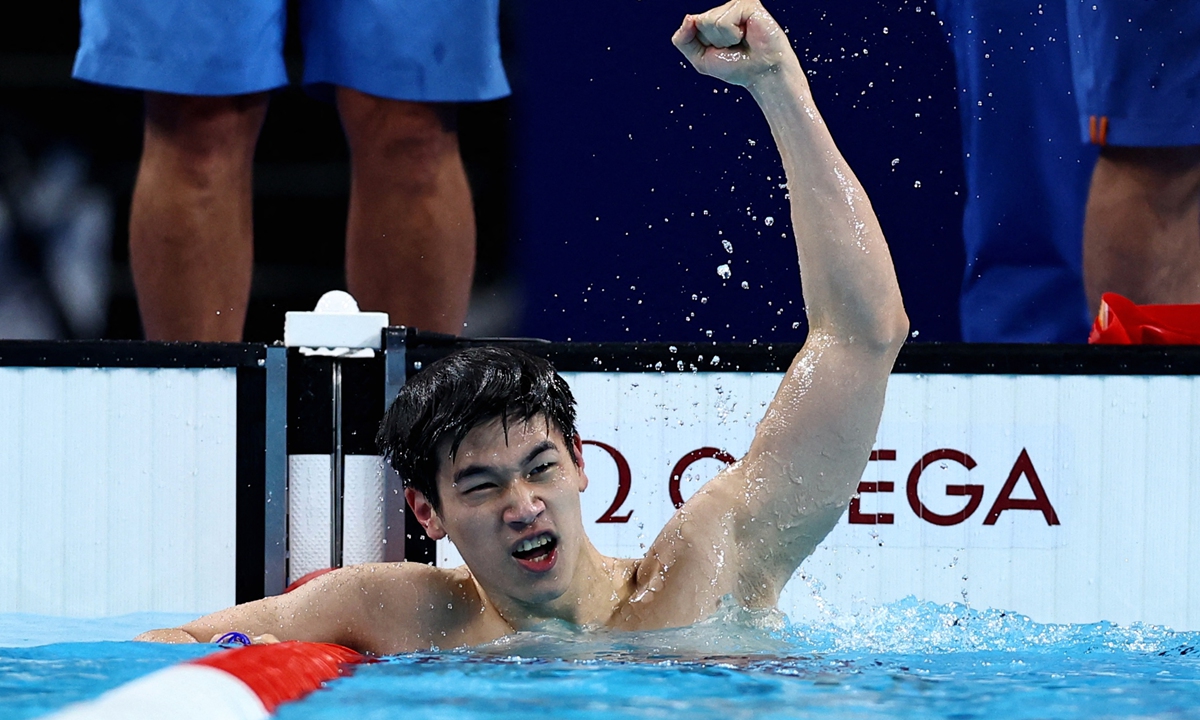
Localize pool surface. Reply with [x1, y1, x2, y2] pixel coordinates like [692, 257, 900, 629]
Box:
[4, 600, 1199, 719]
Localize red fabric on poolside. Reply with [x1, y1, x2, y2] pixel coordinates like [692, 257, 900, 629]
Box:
[1089, 292, 1200, 344]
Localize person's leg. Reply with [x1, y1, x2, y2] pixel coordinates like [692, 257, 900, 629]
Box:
[130, 92, 268, 341]
[1083, 145, 1200, 309]
[336, 87, 475, 334]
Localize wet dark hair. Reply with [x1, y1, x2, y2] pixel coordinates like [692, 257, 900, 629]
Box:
[377, 346, 579, 511]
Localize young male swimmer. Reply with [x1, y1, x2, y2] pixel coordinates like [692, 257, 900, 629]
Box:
[137, 0, 908, 653]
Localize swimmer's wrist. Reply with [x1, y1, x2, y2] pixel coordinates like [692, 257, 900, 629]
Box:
[746, 58, 807, 99]
[133, 628, 201, 644]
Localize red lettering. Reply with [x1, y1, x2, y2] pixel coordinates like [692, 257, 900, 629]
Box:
[669, 447, 736, 508]
[906, 449, 984, 526]
[849, 449, 897, 524]
[983, 448, 1060, 526]
[582, 440, 633, 523]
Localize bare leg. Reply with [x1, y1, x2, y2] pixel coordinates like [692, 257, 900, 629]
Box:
[1083, 145, 1200, 312]
[130, 92, 268, 341]
[337, 87, 475, 335]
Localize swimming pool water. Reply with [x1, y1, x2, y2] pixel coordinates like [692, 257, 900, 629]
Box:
[4, 599, 1199, 719]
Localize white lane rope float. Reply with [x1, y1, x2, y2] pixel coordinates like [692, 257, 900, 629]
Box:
[44, 640, 369, 719]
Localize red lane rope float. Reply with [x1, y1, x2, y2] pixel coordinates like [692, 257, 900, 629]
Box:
[193, 642, 367, 713]
[285, 567, 337, 593]
[46, 641, 368, 719]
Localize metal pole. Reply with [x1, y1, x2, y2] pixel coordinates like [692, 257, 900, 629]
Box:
[263, 346, 288, 596]
[331, 359, 344, 568]
[382, 327, 408, 562]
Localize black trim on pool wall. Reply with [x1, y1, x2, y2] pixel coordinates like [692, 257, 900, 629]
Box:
[394, 332, 1200, 376]
[236, 365, 268, 605]
[0, 340, 267, 368]
[6, 336, 1200, 375]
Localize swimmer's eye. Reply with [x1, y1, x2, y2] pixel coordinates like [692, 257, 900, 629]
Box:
[462, 482, 497, 494]
[529, 462, 556, 477]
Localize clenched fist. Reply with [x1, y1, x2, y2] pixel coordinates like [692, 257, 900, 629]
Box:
[672, 0, 799, 88]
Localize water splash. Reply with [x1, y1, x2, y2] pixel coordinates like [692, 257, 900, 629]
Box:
[470, 597, 792, 662]
[784, 597, 1199, 656]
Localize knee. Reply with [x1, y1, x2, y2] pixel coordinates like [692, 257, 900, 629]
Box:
[337, 89, 460, 192]
[142, 92, 268, 180]
[1098, 145, 1200, 214]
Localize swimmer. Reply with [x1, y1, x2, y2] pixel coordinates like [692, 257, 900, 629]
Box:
[136, 0, 908, 653]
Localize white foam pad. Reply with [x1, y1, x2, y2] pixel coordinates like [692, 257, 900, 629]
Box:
[45, 664, 268, 720]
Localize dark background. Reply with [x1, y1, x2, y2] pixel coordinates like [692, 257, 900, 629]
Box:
[1, 0, 966, 344]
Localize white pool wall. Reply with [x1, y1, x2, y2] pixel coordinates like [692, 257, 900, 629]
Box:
[0, 367, 238, 616]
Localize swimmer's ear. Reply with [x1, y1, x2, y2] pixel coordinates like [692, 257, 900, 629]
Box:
[572, 434, 588, 493]
[405, 488, 447, 540]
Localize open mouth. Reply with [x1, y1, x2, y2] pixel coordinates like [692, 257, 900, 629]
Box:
[511, 532, 558, 573]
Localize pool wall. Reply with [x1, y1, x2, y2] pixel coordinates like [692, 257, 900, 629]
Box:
[0, 366, 237, 617]
[4, 336, 1199, 630]
[0, 343, 279, 617]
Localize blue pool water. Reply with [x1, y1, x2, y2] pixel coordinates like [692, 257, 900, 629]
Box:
[4, 600, 1199, 719]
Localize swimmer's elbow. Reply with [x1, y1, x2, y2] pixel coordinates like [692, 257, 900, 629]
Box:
[854, 303, 909, 355]
[878, 306, 909, 352]
[814, 306, 908, 356]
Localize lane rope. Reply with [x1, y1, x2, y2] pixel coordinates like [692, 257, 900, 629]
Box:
[44, 641, 368, 719]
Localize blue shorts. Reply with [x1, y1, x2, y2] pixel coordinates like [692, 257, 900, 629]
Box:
[72, 0, 510, 102]
[936, 0, 1097, 343]
[1066, 0, 1200, 146]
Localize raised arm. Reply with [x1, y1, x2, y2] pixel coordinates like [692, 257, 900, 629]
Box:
[645, 0, 907, 617]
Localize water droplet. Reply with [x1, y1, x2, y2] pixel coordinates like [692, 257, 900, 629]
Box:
[741, 281, 750, 290]
[913, 180, 922, 188]
[722, 239, 734, 254]
[764, 216, 774, 226]
[891, 158, 900, 167]
[716, 264, 732, 280]
[413, 361, 422, 370]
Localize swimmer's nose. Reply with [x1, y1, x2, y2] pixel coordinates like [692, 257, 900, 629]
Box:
[503, 482, 545, 527]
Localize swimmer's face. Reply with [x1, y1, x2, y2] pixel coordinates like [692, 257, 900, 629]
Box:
[410, 415, 588, 607]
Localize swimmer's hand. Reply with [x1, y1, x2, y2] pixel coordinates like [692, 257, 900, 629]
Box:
[672, 0, 797, 88]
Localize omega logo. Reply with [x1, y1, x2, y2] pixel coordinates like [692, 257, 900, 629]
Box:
[582, 441, 1061, 527]
[851, 448, 1060, 526]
